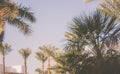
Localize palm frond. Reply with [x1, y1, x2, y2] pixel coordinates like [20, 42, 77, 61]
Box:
[39, 45, 58, 57]
[67, 9, 120, 58]
[7, 18, 32, 35]
[100, 0, 120, 20]
[18, 6, 36, 22]
[0, 0, 36, 36]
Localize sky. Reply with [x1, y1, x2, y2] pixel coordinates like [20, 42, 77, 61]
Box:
[0, 0, 101, 74]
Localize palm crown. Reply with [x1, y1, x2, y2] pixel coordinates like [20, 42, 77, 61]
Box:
[35, 51, 47, 63]
[0, 43, 11, 56]
[0, 0, 36, 33]
[0, 0, 36, 42]
[19, 48, 31, 60]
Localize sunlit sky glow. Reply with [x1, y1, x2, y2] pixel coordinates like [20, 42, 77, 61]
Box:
[0, 0, 101, 74]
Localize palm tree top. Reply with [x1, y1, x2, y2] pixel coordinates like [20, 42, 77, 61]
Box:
[39, 44, 59, 56]
[0, 43, 12, 56]
[35, 51, 47, 63]
[19, 48, 31, 60]
[0, 0, 36, 35]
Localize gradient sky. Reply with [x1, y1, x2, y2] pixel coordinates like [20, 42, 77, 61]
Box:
[0, 0, 101, 74]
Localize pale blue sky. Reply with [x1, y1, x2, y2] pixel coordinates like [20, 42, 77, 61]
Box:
[0, 0, 100, 74]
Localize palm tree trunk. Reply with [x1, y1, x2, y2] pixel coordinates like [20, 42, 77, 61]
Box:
[42, 62, 44, 74]
[24, 60, 27, 74]
[47, 56, 50, 74]
[95, 57, 103, 74]
[0, 16, 5, 43]
[55, 63, 58, 74]
[2, 55, 5, 74]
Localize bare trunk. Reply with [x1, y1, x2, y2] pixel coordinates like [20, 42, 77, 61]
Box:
[24, 60, 27, 74]
[47, 56, 50, 74]
[42, 62, 44, 74]
[2, 55, 5, 74]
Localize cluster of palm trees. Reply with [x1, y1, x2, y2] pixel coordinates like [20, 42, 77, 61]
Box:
[35, 45, 59, 74]
[46, 9, 120, 74]
[39, 0, 120, 73]
[57, 10, 120, 74]
[51, 1, 120, 73]
[0, 43, 32, 74]
[1, 0, 120, 74]
[0, 43, 11, 74]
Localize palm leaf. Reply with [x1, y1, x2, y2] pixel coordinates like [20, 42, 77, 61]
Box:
[18, 6, 36, 22]
[7, 18, 32, 35]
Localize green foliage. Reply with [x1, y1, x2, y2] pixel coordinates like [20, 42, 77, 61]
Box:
[55, 10, 120, 74]
[68, 10, 120, 57]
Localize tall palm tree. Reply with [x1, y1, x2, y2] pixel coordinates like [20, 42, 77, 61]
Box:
[35, 51, 47, 74]
[0, 43, 11, 74]
[0, 0, 36, 42]
[19, 48, 31, 74]
[39, 45, 58, 74]
[68, 10, 120, 74]
[51, 51, 63, 74]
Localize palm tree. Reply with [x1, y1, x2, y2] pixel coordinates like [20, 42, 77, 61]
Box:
[68, 10, 120, 74]
[39, 45, 58, 74]
[0, 43, 12, 74]
[35, 51, 47, 74]
[0, 0, 36, 42]
[19, 48, 31, 74]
